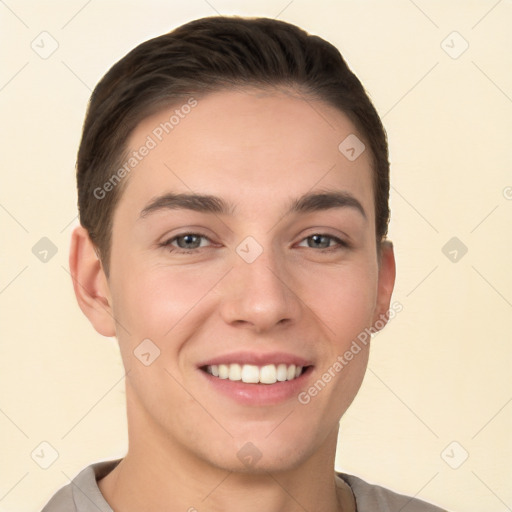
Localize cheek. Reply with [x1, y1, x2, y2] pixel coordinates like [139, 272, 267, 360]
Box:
[109, 256, 227, 342]
[299, 264, 376, 420]
[305, 259, 379, 349]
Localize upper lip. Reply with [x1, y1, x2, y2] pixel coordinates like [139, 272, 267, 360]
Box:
[197, 351, 313, 368]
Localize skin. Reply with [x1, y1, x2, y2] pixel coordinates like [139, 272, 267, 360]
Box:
[70, 88, 395, 512]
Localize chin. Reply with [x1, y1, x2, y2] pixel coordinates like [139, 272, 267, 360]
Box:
[210, 449, 308, 475]
[198, 428, 323, 475]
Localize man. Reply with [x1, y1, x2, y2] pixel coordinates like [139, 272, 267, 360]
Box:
[42, 15, 448, 512]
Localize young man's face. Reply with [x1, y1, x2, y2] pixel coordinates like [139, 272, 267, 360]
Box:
[79, 88, 395, 473]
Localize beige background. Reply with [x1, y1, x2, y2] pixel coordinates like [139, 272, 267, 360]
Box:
[1, 1, 511, 511]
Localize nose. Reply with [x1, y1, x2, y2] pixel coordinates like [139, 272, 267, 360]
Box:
[218, 245, 303, 333]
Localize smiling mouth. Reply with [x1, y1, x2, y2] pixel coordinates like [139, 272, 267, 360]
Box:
[202, 363, 309, 384]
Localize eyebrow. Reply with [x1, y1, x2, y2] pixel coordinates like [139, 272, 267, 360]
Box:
[139, 190, 367, 220]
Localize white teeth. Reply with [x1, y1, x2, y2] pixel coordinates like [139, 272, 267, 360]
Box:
[228, 363, 242, 381]
[260, 364, 277, 384]
[286, 364, 296, 381]
[205, 363, 305, 384]
[276, 363, 288, 381]
[241, 364, 260, 384]
[218, 364, 229, 379]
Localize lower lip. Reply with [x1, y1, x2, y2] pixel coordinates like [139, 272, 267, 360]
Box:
[199, 367, 313, 406]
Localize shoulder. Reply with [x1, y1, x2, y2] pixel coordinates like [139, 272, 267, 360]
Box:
[40, 482, 75, 512]
[337, 472, 450, 512]
[40, 459, 122, 512]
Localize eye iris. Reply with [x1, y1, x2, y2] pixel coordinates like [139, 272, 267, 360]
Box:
[177, 234, 201, 249]
[309, 235, 329, 248]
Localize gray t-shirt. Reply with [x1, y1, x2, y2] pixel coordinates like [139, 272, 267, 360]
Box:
[41, 458, 449, 512]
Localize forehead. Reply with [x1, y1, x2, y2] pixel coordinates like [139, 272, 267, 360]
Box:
[116, 88, 374, 222]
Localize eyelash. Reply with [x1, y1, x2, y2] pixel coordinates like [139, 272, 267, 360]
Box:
[159, 232, 349, 254]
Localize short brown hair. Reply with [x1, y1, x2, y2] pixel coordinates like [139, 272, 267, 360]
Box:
[77, 15, 390, 275]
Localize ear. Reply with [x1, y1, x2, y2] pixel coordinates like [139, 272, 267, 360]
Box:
[69, 226, 116, 337]
[372, 240, 396, 331]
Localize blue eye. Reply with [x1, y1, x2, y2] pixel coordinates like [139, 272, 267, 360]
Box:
[160, 232, 348, 255]
[297, 234, 347, 251]
[161, 233, 211, 253]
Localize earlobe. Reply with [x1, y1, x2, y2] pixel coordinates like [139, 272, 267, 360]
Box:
[69, 226, 116, 337]
[373, 240, 396, 331]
